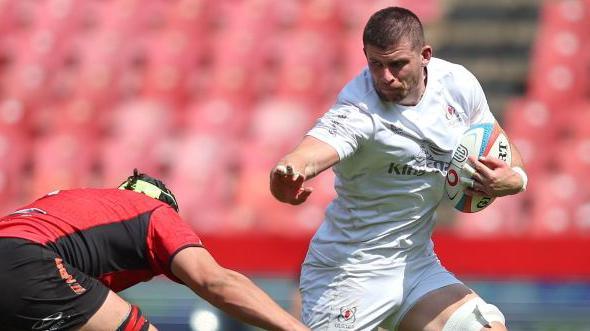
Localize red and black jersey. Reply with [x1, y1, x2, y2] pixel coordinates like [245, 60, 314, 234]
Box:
[0, 188, 203, 292]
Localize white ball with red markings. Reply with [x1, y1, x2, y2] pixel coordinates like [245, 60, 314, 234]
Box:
[445, 122, 512, 213]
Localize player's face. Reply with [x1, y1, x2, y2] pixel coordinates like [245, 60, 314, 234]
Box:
[365, 39, 431, 105]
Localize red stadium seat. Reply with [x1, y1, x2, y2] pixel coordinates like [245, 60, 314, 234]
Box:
[29, 97, 104, 139]
[233, 147, 329, 235]
[202, 1, 282, 100]
[231, 98, 325, 234]
[99, 99, 174, 186]
[537, 0, 590, 30]
[181, 98, 249, 137]
[260, 0, 303, 31]
[340, 28, 369, 83]
[297, 0, 341, 36]
[527, 0, 590, 106]
[30, 132, 98, 198]
[502, 98, 554, 177]
[567, 102, 590, 139]
[503, 99, 553, 139]
[551, 138, 590, 190]
[0, 128, 31, 212]
[206, 29, 265, 107]
[246, 98, 315, 155]
[100, 0, 168, 34]
[528, 171, 582, 237]
[165, 0, 213, 35]
[502, 99, 590, 188]
[452, 193, 530, 238]
[572, 201, 590, 236]
[0, 1, 37, 34]
[0, 36, 52, 108]
[507, 134, 549, 186]
[64, 30, 124, 106]
[166, 132, 240, 233]
[528, 39, 590, 106]
[337, 0, 440, 31]
[99, 139, 166, 187]
[271, 29, 340, 106]
[0, 98, 30, 134]
[141, 27, 204, 105]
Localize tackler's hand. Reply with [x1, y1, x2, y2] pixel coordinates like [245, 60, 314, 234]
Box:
[269, 165, 313, 205]
[463, 156, 523, 197]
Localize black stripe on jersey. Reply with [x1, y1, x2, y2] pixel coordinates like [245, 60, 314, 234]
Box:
[46, 210, 153, 278]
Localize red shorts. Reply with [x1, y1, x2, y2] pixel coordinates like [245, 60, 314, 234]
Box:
[0, 238, 109, 330]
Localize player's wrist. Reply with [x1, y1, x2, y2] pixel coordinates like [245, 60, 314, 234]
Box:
[511, 166, 527, 192]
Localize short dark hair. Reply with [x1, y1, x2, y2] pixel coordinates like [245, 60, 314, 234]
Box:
[362, 7, 425, 50]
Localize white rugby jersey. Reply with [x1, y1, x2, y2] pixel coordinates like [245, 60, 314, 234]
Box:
[305, 57, 495, 267]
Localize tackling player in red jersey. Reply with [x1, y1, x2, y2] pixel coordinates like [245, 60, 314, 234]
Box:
[0, 170, 307, 331]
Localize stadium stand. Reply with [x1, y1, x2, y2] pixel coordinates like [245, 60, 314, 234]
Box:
[440, 0, 590, 240]
[528, 0, 590, 104]
[7, 2, 590, 330]
[2, 0, 590, 273]
[0, 0, 440, 228]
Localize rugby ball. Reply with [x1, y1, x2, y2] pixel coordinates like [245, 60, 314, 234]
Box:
[445, 122, 511, 213]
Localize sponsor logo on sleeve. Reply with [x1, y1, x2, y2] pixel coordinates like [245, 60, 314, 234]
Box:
[54, 258, 86, 295]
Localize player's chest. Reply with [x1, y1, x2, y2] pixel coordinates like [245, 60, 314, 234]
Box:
[369, 95, 469, 169]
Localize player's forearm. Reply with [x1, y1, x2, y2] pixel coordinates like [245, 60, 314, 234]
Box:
[277, 153, 320, 181]
[277, 136, 340, 180]
[200, 269, 306, 331]
[509, 141, 527, 193]
[509, 142, 525, 170]
[172, 248, 306, 330]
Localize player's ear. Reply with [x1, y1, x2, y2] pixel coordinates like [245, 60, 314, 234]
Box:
[420, 45, 432, 66]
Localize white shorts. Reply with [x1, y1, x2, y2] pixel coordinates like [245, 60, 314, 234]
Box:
[299, 255, 461, 330]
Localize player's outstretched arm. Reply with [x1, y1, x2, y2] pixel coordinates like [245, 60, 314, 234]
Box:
[171, 247, 309, 331]
[270, 136, 340, 205]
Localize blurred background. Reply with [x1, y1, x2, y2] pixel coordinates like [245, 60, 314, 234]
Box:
[1, 0, 590, 330]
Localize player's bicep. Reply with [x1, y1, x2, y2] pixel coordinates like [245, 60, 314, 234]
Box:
[305, 104, 373, 158]
[148, 207, 203, 277]
[170, 246, 223, 294]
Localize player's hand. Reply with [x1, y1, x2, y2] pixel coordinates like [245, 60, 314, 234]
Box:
[463, 155, 523, 197]
[269, 165, 313, 205]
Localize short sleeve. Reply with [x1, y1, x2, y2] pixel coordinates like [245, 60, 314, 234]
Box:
[307, 105, 374, 159]
[146, 206, 203, 283]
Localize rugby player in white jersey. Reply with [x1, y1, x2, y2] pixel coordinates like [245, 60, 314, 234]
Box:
[270, 6, 528, 331]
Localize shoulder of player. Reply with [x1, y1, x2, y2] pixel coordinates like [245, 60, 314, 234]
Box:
[332, 68, 382, 116]
[337, 68, 375, 105]
[429, 57, 481, 95]
[429, 57, 476, 82]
